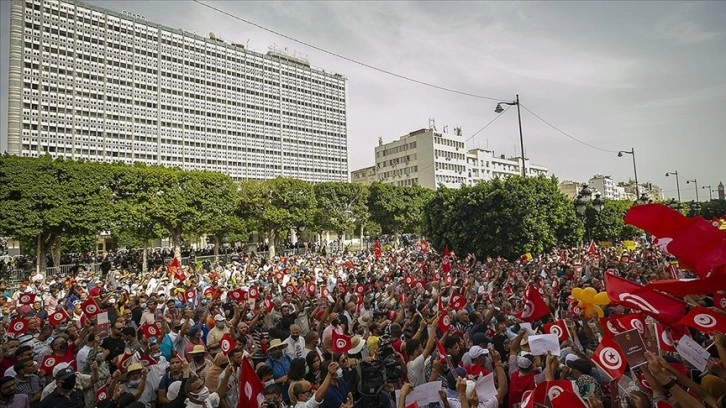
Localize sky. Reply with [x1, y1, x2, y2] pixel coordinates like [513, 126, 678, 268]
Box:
[1, 0, 725, 201]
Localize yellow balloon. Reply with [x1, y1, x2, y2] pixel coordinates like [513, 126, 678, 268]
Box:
[583, 303, 604, 318]
[572, 287, 584, 301]
[593, 292, 611, 306]
[582, 287, 596, 304]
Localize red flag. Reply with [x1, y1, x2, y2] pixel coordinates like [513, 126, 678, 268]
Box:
[81, 298, 101, 318]
[612, 313, 646, 336]
[444, 274, 454, 286]
[624, 203, 691, 240]
[228, 289, 245, 303]
[543, 320, 570, 342]
[263, 295, 274, 313]
[274, 271, 283, 282]
[442, 245, 451, 274]
[356, 295, 363, 315]
[665, 264, 679, 280]
[96, 386, 110, 403]
[355, 283, 365, 296]
[185, 288, 196, 303]
[420, 240, 430, 253]
[220, 333, 236, 355]
[645, 273, 726, 297]
[599, 317, 621, 338]
[449, 291, 466, 311]
[715, 292, 726, 311]
[405, 402, 419, 408]
[677, 306, 726, 334]
[337, 282, 348, 295]
[285, 283, 295, 295]
[666, 218, 726, 279]
[320, 286, 330, 298]
[140, 323, 162, 339]
[238, 358, 265, 408]
[655, 322, 676, 353]
[605, 271, 686, 325]
[18, 293, 36, 305]
[306, 281, 316, 296]
[438, 297, 451, 333]
[248, 286, 260, 299]
[374, 241, 382, 259]
[515, 284, 550, 323]
[174, 269, 186, 282]
[332, 330, 352, 353]
[404, 275, 414, 286]
[48, 309, 70, 326]
[40, 354, 62, 375]
[587, 241, 597, 256]
[138, 353, 158, 367]
[435, 338, 447, 358]
[592, 336, 627, 380]
[8, 319, 28, 335]
[117, 350, 134, 371]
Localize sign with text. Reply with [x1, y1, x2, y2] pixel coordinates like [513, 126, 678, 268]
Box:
[613, 329, 647, 368]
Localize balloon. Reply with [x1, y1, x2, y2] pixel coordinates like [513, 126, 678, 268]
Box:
[571, 287, 583, 301]
[582, 287, 596, 304]
[584, 304, 604, 318]
[593, 292, 611, 306]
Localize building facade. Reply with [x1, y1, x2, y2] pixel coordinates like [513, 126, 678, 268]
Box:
[6, 0, 348, 182]
[588, 174, 616, 199]
[350, 165, 376, 185]
[364, 126, 548, 190]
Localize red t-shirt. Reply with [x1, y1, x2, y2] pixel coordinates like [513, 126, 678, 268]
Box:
[464, 363, 491, 378]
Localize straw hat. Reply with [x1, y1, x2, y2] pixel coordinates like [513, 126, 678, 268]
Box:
[268, 338, 287, 351]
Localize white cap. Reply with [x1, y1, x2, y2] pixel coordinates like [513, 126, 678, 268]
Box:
[469, 345, 489, 359]
[214, 314, 226, 322]
[52, 362, 71, 377]
[166, 380, 182, 400]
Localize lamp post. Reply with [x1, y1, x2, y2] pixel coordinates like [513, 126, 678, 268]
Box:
[495, 95, 525, 177]
[686, 179, 699, 201]
[617, 148, 640, 198]
[574, 184, 604, 243]
[702, 185, 714, 201]
[665, 171, 681, 202]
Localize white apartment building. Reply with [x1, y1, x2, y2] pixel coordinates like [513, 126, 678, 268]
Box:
[6, 0, 348, 182]
[367, 126, 548, 190]
[588, 174, 616, 199]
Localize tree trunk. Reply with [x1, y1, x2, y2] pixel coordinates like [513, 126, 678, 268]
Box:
[37, 234, 46, 274]
[142, 239, 149, 273]
[360, 224, 364, 251]
[214, 235, 220, 261]
[394, 232, 401, 248]
[172, 228, 182, 260]
[52, 235, 61, 274]
[267, 229, 276, 259]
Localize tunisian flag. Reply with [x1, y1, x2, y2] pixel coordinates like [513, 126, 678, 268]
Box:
[677, 306, 726, 334]
[238, 358, 265, 408]
[543, 320, 570, 342]
[645, 271, 726, 297]
[515, 284, 550, 323]
[332, 330, 352, 353]
[666, 217, 726, 279]
[438, 297, 451, 333]
[442, 246, 451, 274]
[605, 271, 686, 325]
[373, 241, 381, 259]
[592, 336, 627, 381]
[624, 204, 691, 240]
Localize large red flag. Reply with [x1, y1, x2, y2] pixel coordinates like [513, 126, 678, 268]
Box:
[612, 313, 646, 336]
[655, 322, 676, 353]
[332, 330, 352, 353]
[239, 358, 265, 408]
[48, 309, 70, 326]
[449, 291, 466, 311]
[677, 306, 726, 334]
[604, 271, 686, 325]
[666, 217, 726, 279]
[515, 284, 550, 323]
[624, 204, 691, 240]
[599, 316, 621, 338]
[645, 271, 726, 297]
[442, 245, 451, 274]
[592, 336, 627, 380]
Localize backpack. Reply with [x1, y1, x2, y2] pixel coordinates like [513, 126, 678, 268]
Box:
[357, 360, 387, 397]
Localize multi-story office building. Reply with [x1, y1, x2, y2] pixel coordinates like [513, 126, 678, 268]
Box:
[588, 174, 616, 199]
[357, 126, 548, 190]
[6, 0, 348, 182]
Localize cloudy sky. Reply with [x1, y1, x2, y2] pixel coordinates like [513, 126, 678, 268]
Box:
[1, 1, 725, 200]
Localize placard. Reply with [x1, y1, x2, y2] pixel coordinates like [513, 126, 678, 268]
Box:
[676, 335, 710, 372]
[475, 373, 497, 402]
[613, 329, 647, 368]
[519, 323, 535, 336]
[395, 381, 443, 407]
[528, 334, 561, 356]
[95, 311, 110, 340]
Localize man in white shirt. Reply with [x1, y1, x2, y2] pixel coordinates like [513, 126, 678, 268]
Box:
[404, 318, 437, 387]
[292, 361, 341, 408]
[283, 325, 306, 360]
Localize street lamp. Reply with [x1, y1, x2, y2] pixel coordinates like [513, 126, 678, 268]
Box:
[494, 94, 525, 177]
[665, 171, 681, 202]
[702, 185, 714, 201]
[617, 148, 640, 198]
[574, 184, 604, 243]
[686, 179, 699, 201]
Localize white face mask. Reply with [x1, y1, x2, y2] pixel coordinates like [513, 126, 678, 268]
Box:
[192, 386, 210, 402]
[335, 368, 343, 378]
[264, 379, 275, 388]
[128, 378, 142, 387]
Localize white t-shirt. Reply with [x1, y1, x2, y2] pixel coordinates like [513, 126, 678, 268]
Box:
[406, 354, 426, 387]
[76, 345, 92, 371]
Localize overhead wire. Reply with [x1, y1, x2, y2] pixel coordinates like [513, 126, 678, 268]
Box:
[191, 0, 509, 102]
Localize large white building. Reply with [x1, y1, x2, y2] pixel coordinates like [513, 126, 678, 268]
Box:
[6, 0, 348, 182]
[357, 125, 548, 190]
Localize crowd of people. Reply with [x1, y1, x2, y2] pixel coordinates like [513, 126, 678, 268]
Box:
[0, 233, 724, 408]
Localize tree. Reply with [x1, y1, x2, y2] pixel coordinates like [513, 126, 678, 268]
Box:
[368, 183, 433, 246]
[0, 155, 113, 273]
[422, 175, 579, 259]
[237, 177, 317, 259]
[313, 182, 369, 245]
[586, 199, 642, 242]
[196, 174, 246, 260]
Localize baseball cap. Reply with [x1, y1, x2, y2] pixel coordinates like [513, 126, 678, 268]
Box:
[214, 314, 226, 322]
[469, 345, 489, 359]
[55, 367, 75, 380]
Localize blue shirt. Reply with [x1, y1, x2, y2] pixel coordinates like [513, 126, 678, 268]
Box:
[265, 354, 293, 402]
[320, 379, 349, 408]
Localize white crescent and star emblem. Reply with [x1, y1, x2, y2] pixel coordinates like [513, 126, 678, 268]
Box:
[442, 315, 450, 327]
[13, 322, 24, 331]
[720, 298, 726, 310]
[618, 293, 660, 314]
[660, 330, 674, 347]
[632, 319, 645, 334]
[598, 347, 622, 371]
[443, 256, 450, 265]
[250, 288, 258, 297]
[547, 386, 564, 400]
[44, 357, 56, 367]
[286, 286, 294, 294]
[607, 321, 619, 334]
[550, 325, 562, 338]
[20, 295, 30, 303]
[335, 338, 347, 350]
[54, 312, 63, 321]
[148, 326, 157, 335]
[187, 292, 194, 298]
[98, 392, 107, 400]
[694, 313, 717, 328]
[221, 339, 231, 352]
[521, 300, 534, 318]
[86, 304, 97, 314]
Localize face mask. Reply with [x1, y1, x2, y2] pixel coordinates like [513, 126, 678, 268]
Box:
[59, 342, 69, 352]
[331, 319, 339, 326]
[128, 378, 142, 387]
[291, 335, 299, 341]
[335, 368, 343, 378]
[264, 379, 275, 387]
[192, 386, 210, 402]
[60, 375, 77, 390]
[6, 348, 17, 357]
[193, 355, 205, 363]
[140, 303, 147, 309]
[271, 351, 282, 359]
[152, 353, 161, 360]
